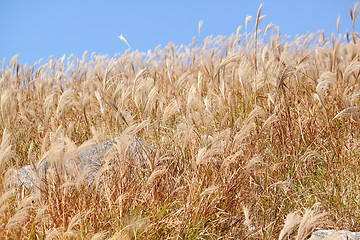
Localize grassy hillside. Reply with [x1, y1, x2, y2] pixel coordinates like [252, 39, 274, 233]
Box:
[1, 3, 360, 239]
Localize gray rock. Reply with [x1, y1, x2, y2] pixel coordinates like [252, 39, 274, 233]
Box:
[310, 230, 360, 240]
[16, 136, 155, 190]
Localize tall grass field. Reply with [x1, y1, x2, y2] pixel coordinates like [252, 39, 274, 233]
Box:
[1, 3, 360, 239]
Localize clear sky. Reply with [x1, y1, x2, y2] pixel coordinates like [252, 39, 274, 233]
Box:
[0, 0, 356, 67]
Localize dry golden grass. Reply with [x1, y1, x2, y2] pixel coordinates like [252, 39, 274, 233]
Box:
[1, 3, 360, 239]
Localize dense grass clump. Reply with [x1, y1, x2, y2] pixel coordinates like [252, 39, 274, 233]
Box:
[1, 3, 360, 239]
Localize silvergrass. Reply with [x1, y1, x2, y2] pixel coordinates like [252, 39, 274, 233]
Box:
[1, 3, 360, 239]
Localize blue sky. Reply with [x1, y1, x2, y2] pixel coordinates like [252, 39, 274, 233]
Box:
[0, 0, 356, 66]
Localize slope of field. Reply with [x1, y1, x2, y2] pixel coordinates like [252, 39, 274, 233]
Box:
[1, 4, 360, 239]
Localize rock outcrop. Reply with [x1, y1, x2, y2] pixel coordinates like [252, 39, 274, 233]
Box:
[15, 136, 155, 190]
[309, 230, 360, 240]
